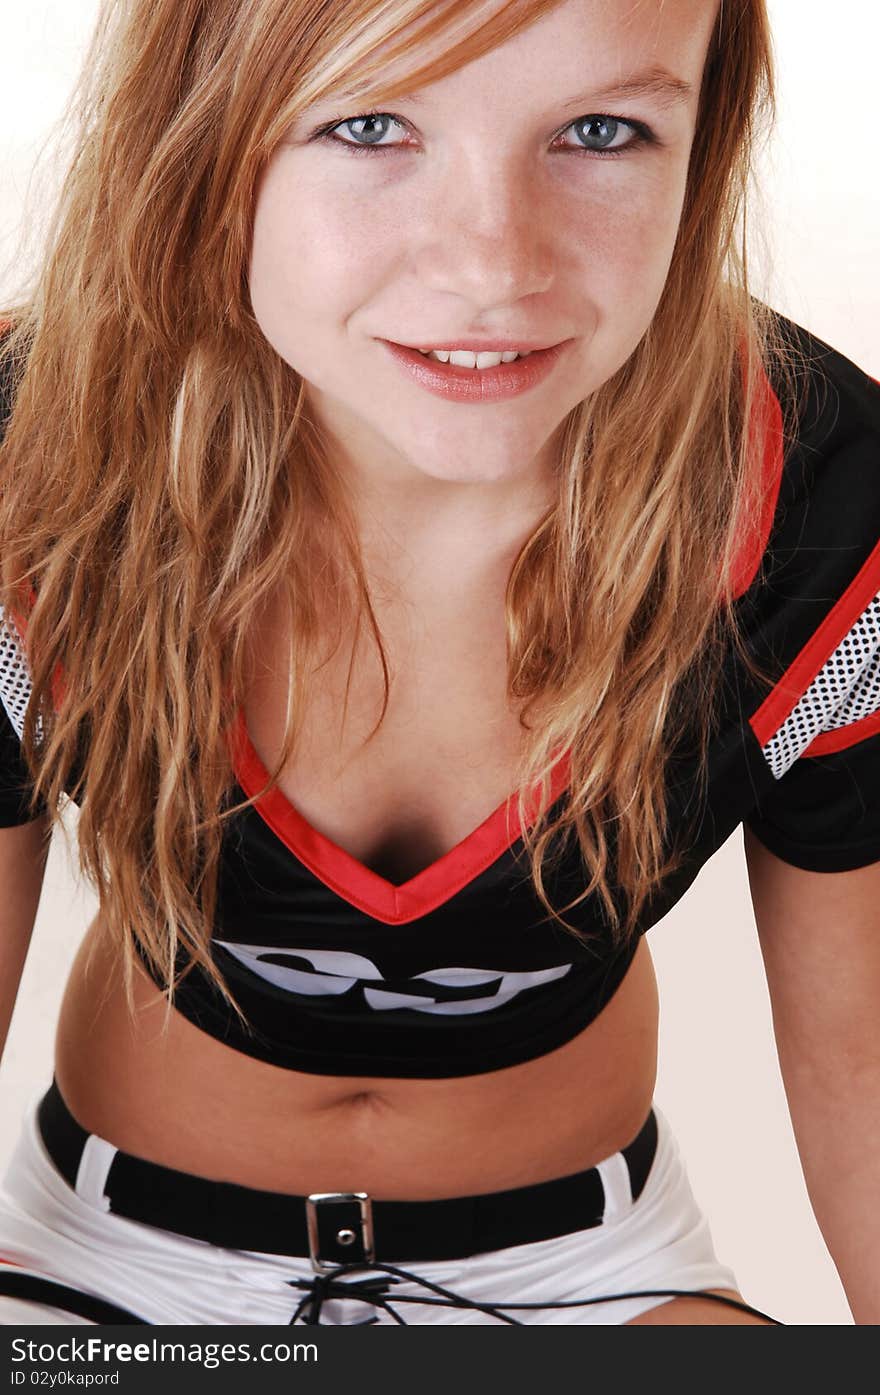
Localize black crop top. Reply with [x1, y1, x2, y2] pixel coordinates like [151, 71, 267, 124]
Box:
[2, 307, 879, 1078]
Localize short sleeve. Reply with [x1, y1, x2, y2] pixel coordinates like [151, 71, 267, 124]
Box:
[0, 325, 49, 825]
[744, 555, 880, 872]
[745, 592, 880, 871]
[0, 607, 49, 827]
[741, 311, 880, 872]
[746, 732, 880, 873]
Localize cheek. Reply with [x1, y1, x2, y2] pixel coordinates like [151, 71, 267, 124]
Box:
[576, 174, 687, 319]
[250, 195, 330, 330]
[249, 167, 393, 341]
[559, 176, 688, 382]
[589, 170, 685, 274]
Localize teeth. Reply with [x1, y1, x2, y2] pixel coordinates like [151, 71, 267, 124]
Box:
[416, 348, 533, 368]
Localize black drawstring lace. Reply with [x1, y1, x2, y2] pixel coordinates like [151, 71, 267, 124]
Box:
[287, 1259, 783, 1326]
[0, 1259, 783, 1326]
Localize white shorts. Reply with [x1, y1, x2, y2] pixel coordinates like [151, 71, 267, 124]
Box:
[0, 1088, 741, 1326]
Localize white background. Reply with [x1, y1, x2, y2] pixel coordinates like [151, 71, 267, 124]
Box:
[1, 2, 878, 1326]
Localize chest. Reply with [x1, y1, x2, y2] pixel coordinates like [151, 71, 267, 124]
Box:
[241, 587, 528, 885]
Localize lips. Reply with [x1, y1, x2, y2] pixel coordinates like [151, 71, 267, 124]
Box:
[380, 338, 571, 404]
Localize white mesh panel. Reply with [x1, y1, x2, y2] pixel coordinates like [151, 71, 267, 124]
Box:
[827, 640, 880, 728]
[762, 593, 880, 779]
[0, 602, 38, 740]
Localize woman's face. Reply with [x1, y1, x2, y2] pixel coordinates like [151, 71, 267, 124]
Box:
[249, 0, 719, 493]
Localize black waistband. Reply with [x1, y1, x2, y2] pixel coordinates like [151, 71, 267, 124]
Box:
[37, 1078, 658, 1265]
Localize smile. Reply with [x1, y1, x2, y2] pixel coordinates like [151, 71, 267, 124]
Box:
[380, 339, 572, 403]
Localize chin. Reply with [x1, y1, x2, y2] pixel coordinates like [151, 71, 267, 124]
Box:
[417, 459, 523, 486]
[398, 435, 542, 487]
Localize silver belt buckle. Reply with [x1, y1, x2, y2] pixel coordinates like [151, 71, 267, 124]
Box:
[305, 1191, 375, 1275]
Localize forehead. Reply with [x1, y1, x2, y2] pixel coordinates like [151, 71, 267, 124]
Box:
[323, 0, 720, 111]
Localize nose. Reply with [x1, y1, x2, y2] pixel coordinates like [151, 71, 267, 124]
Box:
[413, 159, 556, 308]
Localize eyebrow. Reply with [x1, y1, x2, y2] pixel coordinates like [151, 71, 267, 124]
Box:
[564, 67, 695, 110]
[337, 65, 695, 114]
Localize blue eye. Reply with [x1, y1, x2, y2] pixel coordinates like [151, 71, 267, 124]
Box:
[313, 111, 656, 160]
[559, 115, 651, 158]
[321, 112, 404, 152]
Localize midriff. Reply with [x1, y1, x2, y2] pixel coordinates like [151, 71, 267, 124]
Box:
[53, 912, 659, 1200]
[55, 564, 659, 1201]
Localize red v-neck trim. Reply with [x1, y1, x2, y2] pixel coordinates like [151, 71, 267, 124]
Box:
[227, 705, 571, 926]
[729, 351, 785, 600]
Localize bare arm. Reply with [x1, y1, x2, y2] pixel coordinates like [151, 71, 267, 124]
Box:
[744, 826, 880, 1325]
[0, 811, 52, 1067]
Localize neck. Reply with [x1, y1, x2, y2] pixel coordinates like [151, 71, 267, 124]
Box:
[332, 460, 558, 601]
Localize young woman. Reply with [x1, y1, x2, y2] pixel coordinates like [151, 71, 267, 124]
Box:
[0, 0, 878, 1327]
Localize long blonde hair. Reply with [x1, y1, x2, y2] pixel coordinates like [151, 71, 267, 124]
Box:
[0, 0, 807, 1028]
